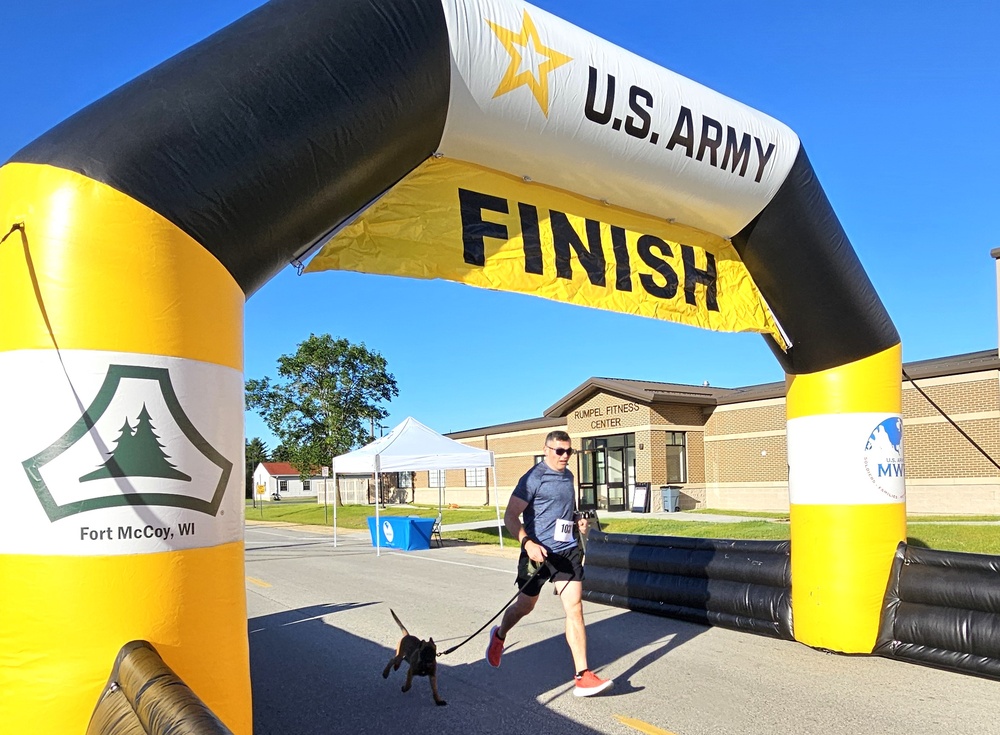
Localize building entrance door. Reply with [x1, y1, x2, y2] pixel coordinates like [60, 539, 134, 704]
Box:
[606, 445, 626, 512]
[577, 446, 603, 510]
[578, 434, 635, 512]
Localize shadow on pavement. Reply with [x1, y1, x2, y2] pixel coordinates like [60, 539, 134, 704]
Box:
[250, 600, 705, 734]
[441, 607, 706, 704]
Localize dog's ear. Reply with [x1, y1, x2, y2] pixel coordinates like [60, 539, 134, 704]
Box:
[428, 638, 434, 644]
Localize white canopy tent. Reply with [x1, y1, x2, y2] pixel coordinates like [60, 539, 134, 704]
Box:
[330, 416, 502, 555]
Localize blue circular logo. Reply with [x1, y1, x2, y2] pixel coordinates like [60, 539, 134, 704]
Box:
[863, 417, 904, 500]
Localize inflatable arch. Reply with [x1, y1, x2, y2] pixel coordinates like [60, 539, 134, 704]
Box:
[0, 0, 903, 730]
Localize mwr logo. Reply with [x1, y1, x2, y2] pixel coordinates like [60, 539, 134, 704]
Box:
[863, 417, 905, 500]
[382, 519, 395, 543]
[21, 364, 232, 522]
[486, 10, 572, 116]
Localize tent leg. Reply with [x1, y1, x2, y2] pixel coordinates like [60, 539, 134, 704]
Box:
[492, 466, 503, 548]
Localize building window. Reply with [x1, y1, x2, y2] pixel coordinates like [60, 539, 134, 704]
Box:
[665, 432, 687, 483]
[534, 455, 544, 465]
[278, 480, 288, 493]
[397, 472, 413, 488]
[428, 470, 446, 488]
[465, 467, 487, 487]
[302, 480, 310, 493]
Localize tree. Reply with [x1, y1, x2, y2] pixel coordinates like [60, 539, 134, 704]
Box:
[245, 437, 270, 499]
[245, 334, 398, 478]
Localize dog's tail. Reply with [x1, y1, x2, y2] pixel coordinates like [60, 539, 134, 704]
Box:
[389, 608, 409, 636]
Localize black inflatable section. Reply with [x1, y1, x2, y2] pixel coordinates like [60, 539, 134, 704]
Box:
[732, 146, 900, 375]
[582, 531, 793, 640]
[875, 542, 1000, 681]
[87, 640, 233, 734]
[11, 0, 452, 297]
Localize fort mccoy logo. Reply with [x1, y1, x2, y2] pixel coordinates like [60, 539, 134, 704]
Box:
[21, 364, 233, 522]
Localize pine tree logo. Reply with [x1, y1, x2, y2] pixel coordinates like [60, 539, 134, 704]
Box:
[80, 404, 192, 483]
[22, 364, 232, 521]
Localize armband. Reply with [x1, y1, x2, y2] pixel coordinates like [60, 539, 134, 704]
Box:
[520, 536, 531, 548]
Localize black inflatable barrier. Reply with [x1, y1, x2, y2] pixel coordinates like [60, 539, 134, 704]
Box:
[582, 531, 793, 640]
[87, 641, 233, 735]
[875, 543, 1000, 681]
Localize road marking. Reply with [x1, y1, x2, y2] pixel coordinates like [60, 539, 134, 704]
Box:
[247, 528, 326, 539]
[387, 552, 516, 574]
[615, 715, 677, 735]
[246, 576, 272, 588]
[245, 540, 335, 549]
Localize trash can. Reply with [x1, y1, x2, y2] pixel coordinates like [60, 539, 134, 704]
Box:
[367, 516, 436, 551]
[660, 486, 680, 513]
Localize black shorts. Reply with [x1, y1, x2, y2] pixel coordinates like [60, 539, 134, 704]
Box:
[516, 545, 585, 597]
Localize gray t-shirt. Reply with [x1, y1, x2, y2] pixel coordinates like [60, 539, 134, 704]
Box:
[513, 461, 577, 553]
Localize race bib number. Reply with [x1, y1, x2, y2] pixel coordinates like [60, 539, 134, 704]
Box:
[554, 518, 573, 543]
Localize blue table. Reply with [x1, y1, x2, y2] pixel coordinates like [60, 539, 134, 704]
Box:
[367, 516, 436, 551]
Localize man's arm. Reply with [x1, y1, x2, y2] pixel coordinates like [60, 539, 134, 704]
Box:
[504, 495, 528, 541]
[505, 494, 547, 562]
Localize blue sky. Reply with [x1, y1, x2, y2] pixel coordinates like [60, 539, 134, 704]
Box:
[3, 1, 998, 449]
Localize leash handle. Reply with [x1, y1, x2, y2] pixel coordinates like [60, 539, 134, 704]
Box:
[438, 560, 552, 657]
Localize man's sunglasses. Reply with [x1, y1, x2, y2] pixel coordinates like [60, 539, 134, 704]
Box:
[546, 445, 574, 456]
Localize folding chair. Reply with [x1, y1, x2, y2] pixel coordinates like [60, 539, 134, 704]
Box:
[431, 518, 444, 548]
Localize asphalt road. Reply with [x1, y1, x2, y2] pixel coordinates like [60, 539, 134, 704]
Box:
[245, 523, 999, 735]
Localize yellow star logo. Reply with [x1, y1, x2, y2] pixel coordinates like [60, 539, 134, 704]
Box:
[487, 10, 572, 117]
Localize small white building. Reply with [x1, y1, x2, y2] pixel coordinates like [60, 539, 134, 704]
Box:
[252, 462, 323, 500]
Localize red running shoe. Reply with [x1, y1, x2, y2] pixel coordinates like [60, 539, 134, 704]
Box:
[573, 669, 613, 697]
[486, 625, 504, 668]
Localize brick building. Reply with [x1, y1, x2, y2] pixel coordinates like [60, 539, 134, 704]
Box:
[411, 349, 1000, 515]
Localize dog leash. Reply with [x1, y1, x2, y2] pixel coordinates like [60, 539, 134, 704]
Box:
[437, 559, 553, 657]
[437, 513, 600, 657]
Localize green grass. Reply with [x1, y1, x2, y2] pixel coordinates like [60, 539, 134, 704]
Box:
[448, 521, 789, 545]
[599, 518, 791, 540]
[247, 501, 1000, 554]
[907, 515, 1000, 523]
[688, 509, 790, 520]
[245, 500, 500, 529]
[694, 508, 1000, 524]
[905, 525, 1000, 555]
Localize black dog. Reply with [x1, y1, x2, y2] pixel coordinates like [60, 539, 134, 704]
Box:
[382, 609, 446, 706]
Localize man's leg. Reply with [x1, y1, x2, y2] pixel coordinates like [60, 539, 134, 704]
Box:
[556, 562, 613, 696]
[488, 590, 538, 667]
[499, 591, 538, 637]
[558, 580, 588, 673]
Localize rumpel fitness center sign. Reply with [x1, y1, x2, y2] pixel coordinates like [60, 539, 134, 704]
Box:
[574, 400, 642, 430]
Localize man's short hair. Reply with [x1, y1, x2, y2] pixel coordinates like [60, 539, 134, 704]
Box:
[545, 430, 571, 444]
